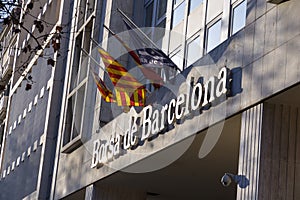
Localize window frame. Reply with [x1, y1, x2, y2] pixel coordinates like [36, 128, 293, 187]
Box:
[185, 32, 202, 68]
[171, 0, 187, 29]
[144, 0, 154, 27]
[144, 0, 168, 28]
[205, 15, 222, 53]
[61, 18, 94, 153]
[170, 46, 183, 71]
[188, 0, 204, 14]
[230, 0, 247, 36]
[155, 0, 168, 25]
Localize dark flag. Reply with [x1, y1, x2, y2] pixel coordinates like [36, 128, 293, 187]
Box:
[122, 17, 182, 72]
[136, 48, 179, 69]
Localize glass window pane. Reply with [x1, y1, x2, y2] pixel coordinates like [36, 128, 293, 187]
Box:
[79, 24, 92, 83]
[206, 20, 222, 52]
[232, 1, 247, 35]
[145, 2, 154, 27]
[63, 98, 74, 146]
[70, 33, 82, 92]
[157, 0, 167, 20]
[172, 1, 186, 28]
[186, 36, 202, 67]
[189, 0, 203, 13]
[171, 51, 183, 71]
[72, 84, 85, 139]
[77, 0, 86, 31]
[174, 0, 181, 5]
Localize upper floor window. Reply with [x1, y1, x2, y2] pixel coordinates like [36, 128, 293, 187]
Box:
[172, 0, 186, 28]
[170, 49, 183, 71]
[186, 35, 202, 67]
[206, 19, 222, 53]
[157, 0, 168, 20]
[144, 0, 167, 27]
[189, 0, 204, 13]
[145, 1, 154, 27]
[62, 21, 93, 152]
[231, 0, 247, 35]
[76, 0, 96, 31]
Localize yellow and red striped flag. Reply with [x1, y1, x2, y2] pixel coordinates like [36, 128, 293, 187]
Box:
[91, 71, 115, 103]
[98, 48, 146, 107]
[106, 28, 164, 87]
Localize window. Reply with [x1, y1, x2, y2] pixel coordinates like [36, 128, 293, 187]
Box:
[186, 36, 202, 67]
[206, 19, 222, 53]
[189, 0, 203, 13]
[156, 0, 167, 20]
[86, 0, 96, 19]
[77, 0, 86, 30]
[62, 21, 93, 152]
[144, 0, 167, 27]
[143, 0, 168, 48]
[171, 50, 183, 71]
[76, 0, 96, 30]
[145, 2, 154, 27]
[231, 0, 247, 35]
[172, 0, 186, 28]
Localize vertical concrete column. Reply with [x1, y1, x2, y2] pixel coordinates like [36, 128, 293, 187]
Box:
[237, 103, 263, 200]
[85, 184, 95, 200]
[258, 103, 300, 200]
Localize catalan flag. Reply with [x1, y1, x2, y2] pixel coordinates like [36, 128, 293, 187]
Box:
[103, 25, 164, 87]
[91, 71, 115, 103]
[98, 48, 146, 107]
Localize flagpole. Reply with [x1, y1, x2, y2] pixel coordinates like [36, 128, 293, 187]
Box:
[90, 38, 106, 51]
[117, 8, 182, 72]
[103, 24, 116, 35]
[80, 47, 107, 75]
[117, 8, 160, 49]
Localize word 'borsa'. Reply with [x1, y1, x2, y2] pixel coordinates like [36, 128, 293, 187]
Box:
[91, 67, 230, 168]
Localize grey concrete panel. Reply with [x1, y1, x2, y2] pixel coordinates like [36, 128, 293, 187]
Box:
[0, 148, 42, 200]
[277, 0, 300, 47]
[243, 23, 255, 67]
[253, 15, 265, 61]
[261, 51, 275, 97]
[273, 44, 287, 94]
[3, 91, 49, 164]
[255, 0, 266, 19]
[228, 30, 244, 68]
[264, 7, 277, 54]
[285, 36, 300, 88]
[266, 0, 276, 11]
[251, 58, 263, 103]
[246, 0, 257, 25]
[240, 65, 252, 108]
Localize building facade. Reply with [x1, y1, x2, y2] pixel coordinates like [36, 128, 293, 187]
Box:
[0, 0, 72, 199]
[1, 0, 300, 199]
